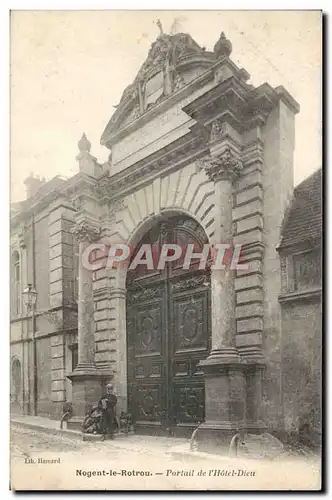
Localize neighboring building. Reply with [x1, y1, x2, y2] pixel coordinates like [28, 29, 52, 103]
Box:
[10, 28, 322, 447]
[10, 174, 79, 417]
[278, 169, 322, 444]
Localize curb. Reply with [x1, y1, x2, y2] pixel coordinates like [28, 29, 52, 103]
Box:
[11, 419, 175, 454]
[11, 419, 82, 439]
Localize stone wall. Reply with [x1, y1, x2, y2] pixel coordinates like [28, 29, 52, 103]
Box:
[281, 300, 322, 440]
[48, 204, 76, 309]
[261, 101, 296, 432]
[35, 336, 52, 416]
[35, 215, 50, 311]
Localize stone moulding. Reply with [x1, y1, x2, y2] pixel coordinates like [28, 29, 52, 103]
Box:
[95, 133, 208, 203]
[278, 287, 322, 304]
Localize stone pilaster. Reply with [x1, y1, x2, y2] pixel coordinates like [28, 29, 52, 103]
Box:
[232, 132, 266, 433]
[93, 268, 127, 414]
[110, 286, 127, 414]
[48, 204, 76, 413]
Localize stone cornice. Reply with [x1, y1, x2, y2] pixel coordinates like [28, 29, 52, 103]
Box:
[242, 139, 265, 167]
[183, 77, 299, 134]
[184, 76, 248, 117]
[63, 172, 98, 200]
[278, 287, 321, 304]
[10, 172, 100, 230]
[276, 236, 321, 255]
[11, 188, 64, 228]
[274, 85, 300, 114]
[95, 127, 209, 203]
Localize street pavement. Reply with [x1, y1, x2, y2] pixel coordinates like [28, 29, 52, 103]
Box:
[10, 424, 321, 491]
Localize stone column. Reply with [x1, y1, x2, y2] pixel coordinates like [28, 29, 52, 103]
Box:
[198, 148, 246, 451]
[77, 239, 95, 370]
[203, 148, 242, 359]
[206, 149, 242, 360]
[67, 221, 107, 429]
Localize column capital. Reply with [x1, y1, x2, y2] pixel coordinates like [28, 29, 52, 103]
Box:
[204, 148, 243, 183]
[71, 221, 101, 243]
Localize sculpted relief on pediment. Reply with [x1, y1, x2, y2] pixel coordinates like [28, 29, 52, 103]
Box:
[105, 31, 214, 136]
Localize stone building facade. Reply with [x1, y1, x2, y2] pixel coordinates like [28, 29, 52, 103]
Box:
[10, 29, 321, 446]
[278, 169, 322, 443]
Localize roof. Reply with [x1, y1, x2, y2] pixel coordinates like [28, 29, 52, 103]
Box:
[11, 176, 67, 224]
[279, 169, 322, 249]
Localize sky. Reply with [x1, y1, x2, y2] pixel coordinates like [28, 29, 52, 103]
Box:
[10, 10, 322, 202]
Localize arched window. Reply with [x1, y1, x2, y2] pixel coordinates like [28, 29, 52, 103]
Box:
[12, 251, 21, 316]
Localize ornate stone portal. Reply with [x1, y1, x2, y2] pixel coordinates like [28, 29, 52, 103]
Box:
[65, 28, 299, 447]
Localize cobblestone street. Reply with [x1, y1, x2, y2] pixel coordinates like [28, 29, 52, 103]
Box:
[10, 424, 321, 491]
[11, 424, 186, 461]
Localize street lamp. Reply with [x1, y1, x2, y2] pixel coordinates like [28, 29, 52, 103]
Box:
[22, 284, 37, 313]
[22, 284, 38, 415]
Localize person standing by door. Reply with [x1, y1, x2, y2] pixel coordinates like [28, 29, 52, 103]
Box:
[98, 383, 118, 440]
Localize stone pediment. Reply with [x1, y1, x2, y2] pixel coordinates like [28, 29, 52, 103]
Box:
[101, 32, 216, 145]
[135, 32, 205, 82]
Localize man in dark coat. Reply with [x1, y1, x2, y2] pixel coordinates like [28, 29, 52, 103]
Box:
[98, 383, 118, 439]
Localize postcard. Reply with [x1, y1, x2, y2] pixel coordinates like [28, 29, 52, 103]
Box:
[10, 10, 322, 491]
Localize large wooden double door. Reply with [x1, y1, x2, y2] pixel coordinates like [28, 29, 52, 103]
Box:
[126, 216, 211, 436]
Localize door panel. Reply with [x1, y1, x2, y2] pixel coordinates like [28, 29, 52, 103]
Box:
[127, 281, 165, 427]
[126, 216, 211, 436]
[174, 385, 205, 424]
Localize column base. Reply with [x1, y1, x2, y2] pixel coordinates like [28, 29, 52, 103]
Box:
[197, 347, 268, 454]
[200, 346, 242, 365]
[198, 347, 245, 453]
[196, 421, 245, 453]
[67, 367, 112, 430]
[196, 420, 268, 455]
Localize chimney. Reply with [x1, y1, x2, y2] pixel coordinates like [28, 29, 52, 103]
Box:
[24, 174, 46, 199]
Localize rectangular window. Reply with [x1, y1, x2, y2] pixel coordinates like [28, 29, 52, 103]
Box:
[293, 248, 321, 291]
